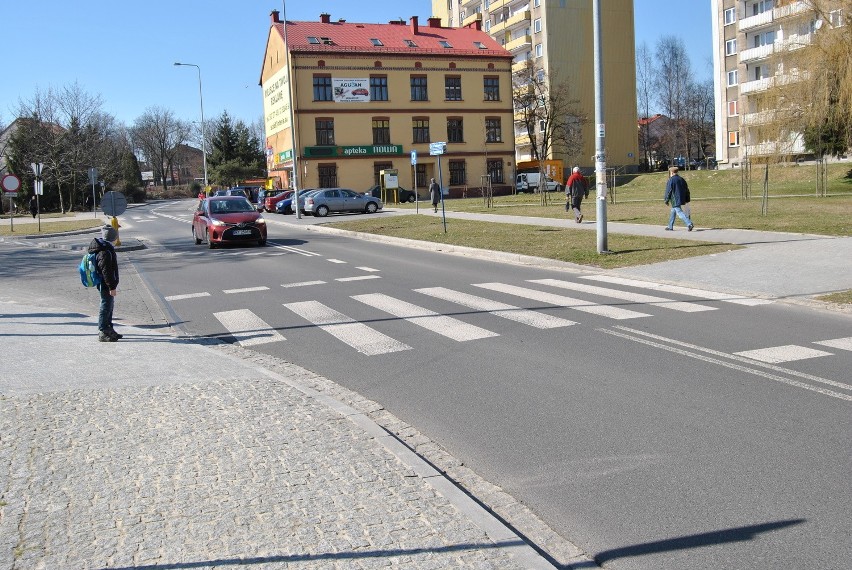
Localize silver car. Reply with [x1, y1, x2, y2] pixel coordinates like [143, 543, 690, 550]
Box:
[304, 188, 383, 217]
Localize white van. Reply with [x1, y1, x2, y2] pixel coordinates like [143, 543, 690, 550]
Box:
[516, 172, 561, 193]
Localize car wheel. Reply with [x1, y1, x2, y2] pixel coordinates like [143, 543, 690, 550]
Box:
[258, 238, 267, 246]
[365, 202, 378, 214]
[206, 229, 216, 249]
[315, 205, 329, 217]
[407, 195, 416, 203]
[193, 226, 201, 245]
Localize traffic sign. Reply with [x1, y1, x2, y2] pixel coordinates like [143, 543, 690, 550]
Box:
[410, 150, 417, 165]
[2, 174, 21, 193]
[101, 191, 127, 217]
[429, 142, 446, 156]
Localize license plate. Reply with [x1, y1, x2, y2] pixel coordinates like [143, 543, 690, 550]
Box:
[233, 229, 252, 235]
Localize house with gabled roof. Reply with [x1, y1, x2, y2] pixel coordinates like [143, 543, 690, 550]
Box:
[261, 10, 515, 197]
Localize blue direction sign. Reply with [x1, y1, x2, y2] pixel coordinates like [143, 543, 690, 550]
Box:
[429, 142, 446, 156]
[410, 150, 417, 165]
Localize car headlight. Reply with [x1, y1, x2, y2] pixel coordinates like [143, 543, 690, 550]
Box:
[256, 218, 266, 224]
[211, 219, 225, 226]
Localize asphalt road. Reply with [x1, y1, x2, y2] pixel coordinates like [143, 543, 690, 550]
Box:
[3, 200, 850, 569]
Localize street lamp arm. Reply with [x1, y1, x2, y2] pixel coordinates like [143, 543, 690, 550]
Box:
[174, 62, 209, 189]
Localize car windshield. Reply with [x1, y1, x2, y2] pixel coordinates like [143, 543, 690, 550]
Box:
[211, 199, 254, 214]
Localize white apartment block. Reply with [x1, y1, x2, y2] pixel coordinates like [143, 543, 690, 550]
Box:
[711, 0, 846, 168]
[433, 0, 639, 172]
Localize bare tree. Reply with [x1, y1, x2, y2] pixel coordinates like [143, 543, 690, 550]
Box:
[130, 107, 191, 190]
[636, 42, 656, 170]
[654, 36, 694, 162]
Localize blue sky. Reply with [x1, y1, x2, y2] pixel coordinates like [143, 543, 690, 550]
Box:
[0, 0, 712, 128]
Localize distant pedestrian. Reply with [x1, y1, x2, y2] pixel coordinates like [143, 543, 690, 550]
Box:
[85, 192, 93, 211]
[429, 178, 441, 213]
[565, 166, 589, 223]
[664, 166, 694, 231]
[29, 195, 38, 218]
[89, 225, 122, 342]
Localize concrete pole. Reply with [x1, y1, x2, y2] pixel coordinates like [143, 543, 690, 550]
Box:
[281, 1, 301, 219]
[593, 0, 609, 254]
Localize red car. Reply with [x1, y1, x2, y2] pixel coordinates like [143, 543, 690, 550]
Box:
[351, 88, 369, 96]
[192, 196, 267, 249]
[263, 190, 293, 212]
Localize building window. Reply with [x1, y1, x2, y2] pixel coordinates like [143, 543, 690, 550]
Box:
[534, 0, 541, 6]
[313, 75, 332, 101]
[484, 76, 500, 101]
[370, 76, 388, 101]
[487, 159, 504, 184]
[372, 119, 390, 145]
[315, 119, 335, 145]
[439, 40, 453, 48]
[534, 18, 542, 33]
[724, 8, 736, 25]
[445, 76, 462, 100]
[728, 131, 740, 147]
[447, 118, 464, 143]
[485, 118, 502, 142]
[412, 118, 430, 143]
[728, 100, 738, 116]
[370, 38, 383, 46]
[485, 20, 491, 31]
[449, 160, 466, 185]
[725, 39, 737, 56]
[318, 164, 338, 187]
[535, 43, 543, 58]
[404, 39, 418, 47]
[752, 0, 773, 16]
[727, 70, 738, 86]
[411, 76, 428, 101]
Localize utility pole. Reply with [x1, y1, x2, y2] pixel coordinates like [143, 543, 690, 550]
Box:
[593, 0, 610, 254]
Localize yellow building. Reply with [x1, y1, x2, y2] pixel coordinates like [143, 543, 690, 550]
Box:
[261, 11, 515, 197]
[433, 0, 639, 173]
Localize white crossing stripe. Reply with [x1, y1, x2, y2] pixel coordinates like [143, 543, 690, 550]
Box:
[271, 244, 320, 256]
[282, 280, 326, 288]
[734, 345, 833, 364]
[223, 286, 270, 294]
[581, 275, 774, 306]
[529, 279, 716, 312]
[814, 337, 852, 351]
[336, 275, 382, 282]
[357, 267, 381, 272]
[213, 309, 285, 347]
[352, 293, 499, 341]
[283, 301, 411, 355]
[165, 292, 210, 301]
[415, 287, 576, 329]
[327, 259, 347, 264]
[472, 283, 651, 320]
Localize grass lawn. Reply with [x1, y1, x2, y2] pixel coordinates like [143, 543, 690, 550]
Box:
[0, 219, 102, 236]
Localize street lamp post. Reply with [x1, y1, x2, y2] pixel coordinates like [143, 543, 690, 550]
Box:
[174, 62, 209, 192]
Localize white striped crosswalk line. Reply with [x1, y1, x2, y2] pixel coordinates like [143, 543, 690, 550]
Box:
[352, 293, 499, 341]
[734, 345, 833, 364]
[213, 309, 285, 347]
[283, 301, 411, 355]
[529, 278, 716, 313]
[814, 337, 852, 351]
[580, 275, 774, 306]
[414, 287, 577, 328]
[472, 283, 651, 320]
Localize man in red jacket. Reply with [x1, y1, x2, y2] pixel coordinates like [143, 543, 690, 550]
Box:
[565, 166, 589, 223]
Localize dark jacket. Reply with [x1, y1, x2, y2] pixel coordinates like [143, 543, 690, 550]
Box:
[664, 174, 690, 208]
[429, 182, 441, 204]
[565, 172, 588, 199]
[88, 238, 119, 290]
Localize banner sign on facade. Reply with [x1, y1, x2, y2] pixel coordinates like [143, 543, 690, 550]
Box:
[333, 79, 370, 102]
[262, 66, 292, 137]
[303, 144, 403, 157]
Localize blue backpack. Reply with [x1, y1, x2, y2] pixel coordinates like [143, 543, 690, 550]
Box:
[79, 252, 101, 288]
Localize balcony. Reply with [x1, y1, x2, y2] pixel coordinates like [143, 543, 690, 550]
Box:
[740, 43, 774, 62]
[462, 12, 482, 27]
[774, 1, 810, 21]
[515, 134, 532, 147]
[739, 10, 773, 32]
[505, 34, 532, 53]
[745, 138, 805, 156]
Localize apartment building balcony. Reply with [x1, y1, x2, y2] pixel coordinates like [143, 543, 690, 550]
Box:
[460, 0, 482, 10]
[739, 10, 773, 32]
[490, 9, 530, 35]
[462, 12, 482, 27]
[741, 108, 791, 125]
[740, 76, 776, 94]
[739, 43, 774, 63]
[512, 59, 531, 74]
[774, 1, 810, 21]
[505, 34, 532, 53]
[515, 134, 532, 147]
[745, 138, 805, 157]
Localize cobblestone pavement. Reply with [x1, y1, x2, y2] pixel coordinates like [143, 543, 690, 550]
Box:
[0, 228, 595, 569]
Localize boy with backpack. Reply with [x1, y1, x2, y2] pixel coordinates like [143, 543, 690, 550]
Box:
[88, 225, 122, 342]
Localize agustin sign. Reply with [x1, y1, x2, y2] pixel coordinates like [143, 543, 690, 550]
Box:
[262, 66, 291, 137]
[333, 79, 369, 102]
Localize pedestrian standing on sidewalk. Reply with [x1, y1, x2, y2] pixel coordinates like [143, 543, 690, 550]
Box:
[565, 166, 589, 223]
[664, 166, 694, 231]
[89, 225, 123, 342]
[29, 195, 38, 218]
[429, 178, 441, 213]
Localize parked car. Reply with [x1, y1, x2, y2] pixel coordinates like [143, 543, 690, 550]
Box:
[303, 188, 383, 217]
[364, 185, 420, 203]
[192, 196, 267, 248]
[263, 190, 293, 212]
[515, 172, 561, 193]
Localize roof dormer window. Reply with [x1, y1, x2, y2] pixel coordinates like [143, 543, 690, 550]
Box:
[439, 40, 453, 48]
[404, 39, 418, 47]
[474, 41, 487, 49]
[321, 37, 334, 45]
[370, 38, 384, 46]
[308, 36, 320, 44]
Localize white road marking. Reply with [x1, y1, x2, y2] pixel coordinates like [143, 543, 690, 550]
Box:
[164, 292, 210, 301]
[327, 259, 347, 264]
[213, 309, 285, 347]
[336, 275, 382, 282]
[415, 287, 576, 329]
[356, 267, 381, 272]
[223, 286, 270, 294]
[352, 293, 499, 342]
[605, 328, 852, 402]
[581, 275, 775, 305]
[529, 278, 716, 313]
[283, 301, 411, 355]
[734, 345, 834, 364]
[814, 337, 852, 351]
[472, 282, 651, 320]
[270, 244, 319, 256]
[282, 280, 326, 288]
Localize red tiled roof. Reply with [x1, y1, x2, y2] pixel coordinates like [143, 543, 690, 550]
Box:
[273, 19, 512, 59]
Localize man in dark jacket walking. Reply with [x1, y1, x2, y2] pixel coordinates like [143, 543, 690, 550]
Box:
[565, 166, 589, 223]
[663, 166, 694, 231]
[89, 225, 122, 342]
[429, 178, 441, 213]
